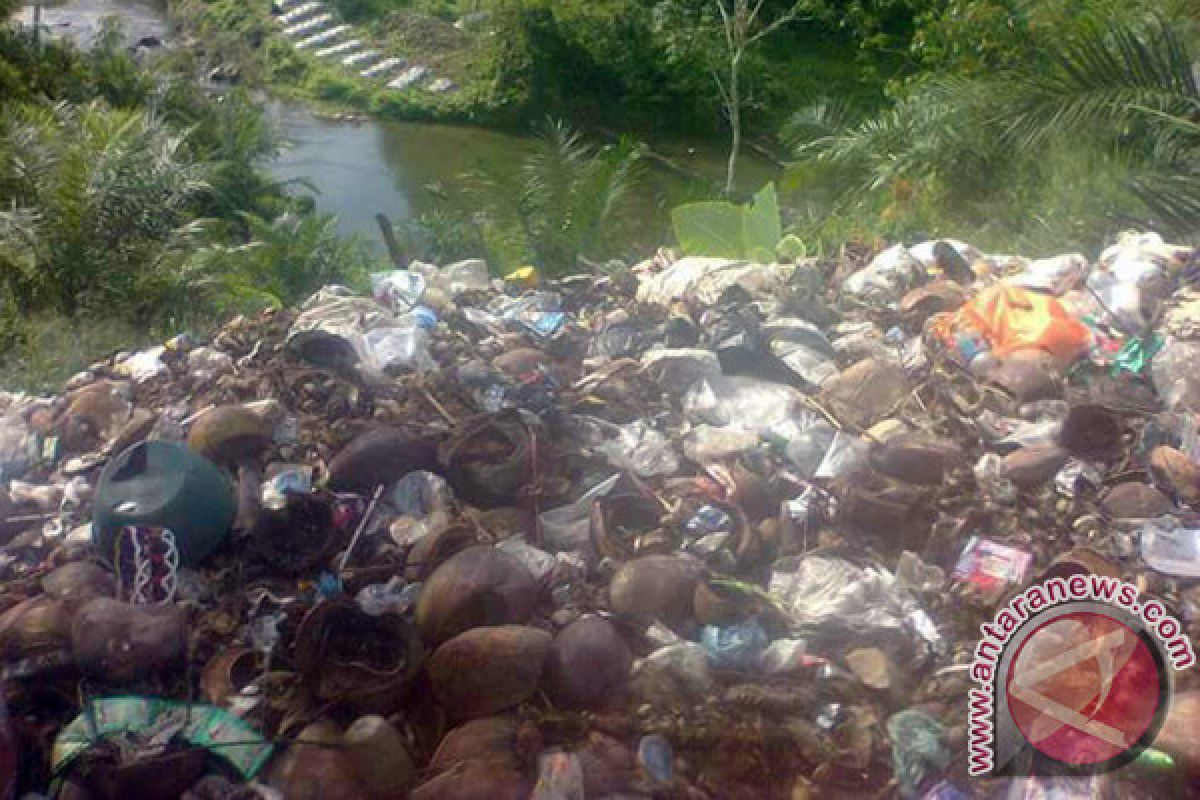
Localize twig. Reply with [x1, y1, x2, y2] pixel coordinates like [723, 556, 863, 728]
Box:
[420, 386, 455, 425]
[338, 484, 385, 576]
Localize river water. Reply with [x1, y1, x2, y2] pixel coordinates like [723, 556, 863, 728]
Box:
[16, 0, 779, 256]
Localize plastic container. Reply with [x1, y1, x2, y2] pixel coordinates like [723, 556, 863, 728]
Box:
[92, 441, 235, 567]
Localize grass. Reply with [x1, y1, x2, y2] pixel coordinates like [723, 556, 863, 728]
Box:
[0, 313, 215, 392]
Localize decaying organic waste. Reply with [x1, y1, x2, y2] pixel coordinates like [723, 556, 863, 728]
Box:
[0, 237, 1198, 798]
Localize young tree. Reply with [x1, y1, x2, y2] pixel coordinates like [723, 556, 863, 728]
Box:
[712, 0, 802, 196]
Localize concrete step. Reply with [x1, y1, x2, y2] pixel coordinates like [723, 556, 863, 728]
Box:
[296, 25, 349, 49]
[314, 39, 361, 57]
[273, 0, 307, 11]
[278, 2, 323, 25]
[284, 13, 332, 37]
[426, 77, 457, 93]
[361, 56, 405, 79]
[387, 65, 429, 90]
[341, 49, 380, 67]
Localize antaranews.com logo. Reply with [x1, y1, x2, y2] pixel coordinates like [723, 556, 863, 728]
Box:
[967, 573, 1196, 777]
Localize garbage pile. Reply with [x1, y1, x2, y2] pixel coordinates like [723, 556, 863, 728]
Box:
[0, 235, 1198, 799]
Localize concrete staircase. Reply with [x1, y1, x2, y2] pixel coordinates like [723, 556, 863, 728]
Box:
[271, 0, 457, 94]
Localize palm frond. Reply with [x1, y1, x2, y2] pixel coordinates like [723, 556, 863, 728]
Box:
[1004, 16, 1199, 148]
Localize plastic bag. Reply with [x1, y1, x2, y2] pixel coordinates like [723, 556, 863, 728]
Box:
[187, 347, 234, 385]
[764, 318, 839, 386]
[929, 285, 1091, 365]
[769, 556, 922, 633]
[115, 347, 167, 383]
[388, 471, 452, 518]
[887, 710, 951, 799]
[841, 244, 923, 306]
[1007, 253, 1088, 294]
[371, 270, 426, 311]
[701, 619, 769, 670]
[493, 291, 567, 337]
[0, 414, 35, 483]
[1152, 337, 1200, 412]
[682, 376, 799, 430]
[539, 474, 621, 553]
[440, 259, 491, 293]
[1139, 517, 1200, 578]
[359, 318, 434, 373]
[356, 577, 420, 616]
[596, 419, 680, 477]
[635, 642, 714, 696]
[497, 537, 557, 581]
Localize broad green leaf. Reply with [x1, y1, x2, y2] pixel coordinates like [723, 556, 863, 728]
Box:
[671, 201, 745, 258]
[743, 183, 782, 257]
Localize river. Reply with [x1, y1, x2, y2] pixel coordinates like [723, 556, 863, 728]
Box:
[15, 0, 779, 257]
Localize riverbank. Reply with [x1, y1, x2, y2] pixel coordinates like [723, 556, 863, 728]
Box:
[168, 0, 508, 125]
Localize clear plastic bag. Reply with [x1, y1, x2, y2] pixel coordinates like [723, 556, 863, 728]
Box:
[0, 414, 35, 482]
[841, 244, 923, 306]
[358, 320, 434, 373]
[1153, 337, 1200, 413]
[1140, 517, 1200, 578]
[682, 376, 798, 430]
[539, 473, 621, 553]
[596, 419, 680, 477]
[371, 270, 426, 311]
[769, 556, 921, 633]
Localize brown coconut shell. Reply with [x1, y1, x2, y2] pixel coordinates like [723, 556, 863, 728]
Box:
[868, 433, 966, 486]
[0, 595, 71, 661]
[429, 717, 526, 774]
[608, 554, 703, 635]
[428, 625, 551, 719]
[343, 715, 415, 799]
[41, 562, 114, 608]
[1002, 445, 1069, 489]
[543, 615, 632, 710]
[415, 546, 538, 647]
[1149, 446, 1200, 504]
[411, 761, 530, 800]
[70, 598, 186, 681]
[326, 427, 440, 494]
[186, 405, 273, 466]
[1101, 482, 1175, 519]
[273, 721, 368, 800]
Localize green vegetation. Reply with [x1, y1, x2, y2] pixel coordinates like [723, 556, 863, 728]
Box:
[0, 23, 378, 388]
[5, 0, 1199, 383]
[788, 11, 1200, 254]
[400, 119, 646, 275]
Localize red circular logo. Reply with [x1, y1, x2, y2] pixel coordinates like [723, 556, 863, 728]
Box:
[1005, 611, 1162, 766]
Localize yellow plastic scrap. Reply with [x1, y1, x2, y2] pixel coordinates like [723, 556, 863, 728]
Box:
[505, 266, 539, 288]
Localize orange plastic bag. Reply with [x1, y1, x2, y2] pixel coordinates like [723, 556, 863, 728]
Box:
[931, 285, 1091, 364]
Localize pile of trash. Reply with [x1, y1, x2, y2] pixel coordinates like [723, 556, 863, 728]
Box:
[0, 235, 1197, 799]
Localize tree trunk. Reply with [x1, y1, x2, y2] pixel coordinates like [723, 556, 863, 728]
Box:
[724, 50, 742, 197]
